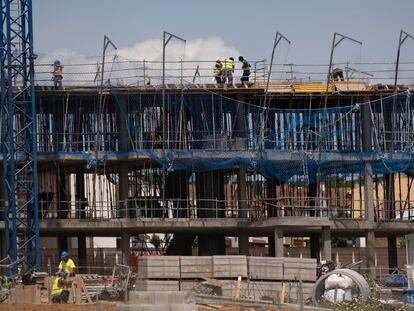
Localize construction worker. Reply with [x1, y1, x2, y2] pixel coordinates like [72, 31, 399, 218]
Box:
[331, 68, 344, 81]
[51, 272, 70, 303]
[53, 60, 64, 89]
[239, 56, 251, 87]
[223, 57, 235, 86]
[213, 58, 223, 85]
[58, 251, 76, 277]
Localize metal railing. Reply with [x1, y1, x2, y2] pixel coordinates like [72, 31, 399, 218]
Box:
[32, 59, 414, 87]
[6, 197, 366, 221]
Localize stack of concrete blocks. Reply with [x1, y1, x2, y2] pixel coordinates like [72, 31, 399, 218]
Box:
[134, 255, 316, 303]
[136, 256, 180, 291]
[180, 256, 213, 292]
[117, 291, 196, 311]
[247, 257, 316, 302]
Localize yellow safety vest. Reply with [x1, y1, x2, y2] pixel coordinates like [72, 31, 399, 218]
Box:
[224, 59, 234, 70]
[213, 62, 222, 77]
[51, 277, 63, 296]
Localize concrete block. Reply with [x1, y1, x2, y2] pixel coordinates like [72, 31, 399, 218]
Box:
[212, 255, 247, 278]
[137, 256, 180, 279]
[247, 257, 283, 280]
[129, 291, 195, 305]
[135, 280, 179, 291]
[180, 256, 213, 278]
[283, 268, 316, 281]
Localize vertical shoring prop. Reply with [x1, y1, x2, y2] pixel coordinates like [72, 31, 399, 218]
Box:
[261, 31, 290, 150]
[1, 0, 39, 274]
[161, 31, 186, 216]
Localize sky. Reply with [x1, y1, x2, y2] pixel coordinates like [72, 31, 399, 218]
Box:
[32, 0, 414, 84]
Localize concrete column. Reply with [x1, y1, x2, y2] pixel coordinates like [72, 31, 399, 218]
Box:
[274, 227, 284, 257]
[321, 226, 332, 261]
[366, 231, 376, 279]
[121, 231, 130, 266]
[238, 231, 249, 255]
[310, 233, 320, 262]
[238, 167, 248, 218]
[78, 234, 87, 273]
[388, 236, 398, 271]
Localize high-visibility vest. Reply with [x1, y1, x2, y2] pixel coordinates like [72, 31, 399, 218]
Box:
[224, 59, 234, 70]
[51, 277, 63, 297]
[213, 62, 222, 77]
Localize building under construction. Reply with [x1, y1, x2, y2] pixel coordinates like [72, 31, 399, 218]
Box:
[1, 53, 413, 279]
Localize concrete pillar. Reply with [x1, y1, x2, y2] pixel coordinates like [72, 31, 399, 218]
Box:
[78, 234, 87, 273]
[274, 227, 284, 257]
[238, 167, 248, 218]
[121, 231, 130, 266]
[238, 231, 249, 255]
[366, 231, 376, 279]
[321, 226, 332, 261]
[310, 233, 320, 262]
[388, 236, 398, 271]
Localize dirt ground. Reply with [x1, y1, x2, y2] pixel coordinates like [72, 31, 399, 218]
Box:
[0, 303, 315, 311]
[0, 303, 117, 311]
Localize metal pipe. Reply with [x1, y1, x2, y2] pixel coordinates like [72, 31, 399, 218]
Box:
[324, 32, 362, 110]
[162, 31, 186, 217]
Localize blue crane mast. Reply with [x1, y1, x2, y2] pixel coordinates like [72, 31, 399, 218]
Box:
[0, 0, 39, 274]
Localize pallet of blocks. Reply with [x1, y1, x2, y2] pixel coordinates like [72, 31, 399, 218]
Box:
[135, 256, 180, 292]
